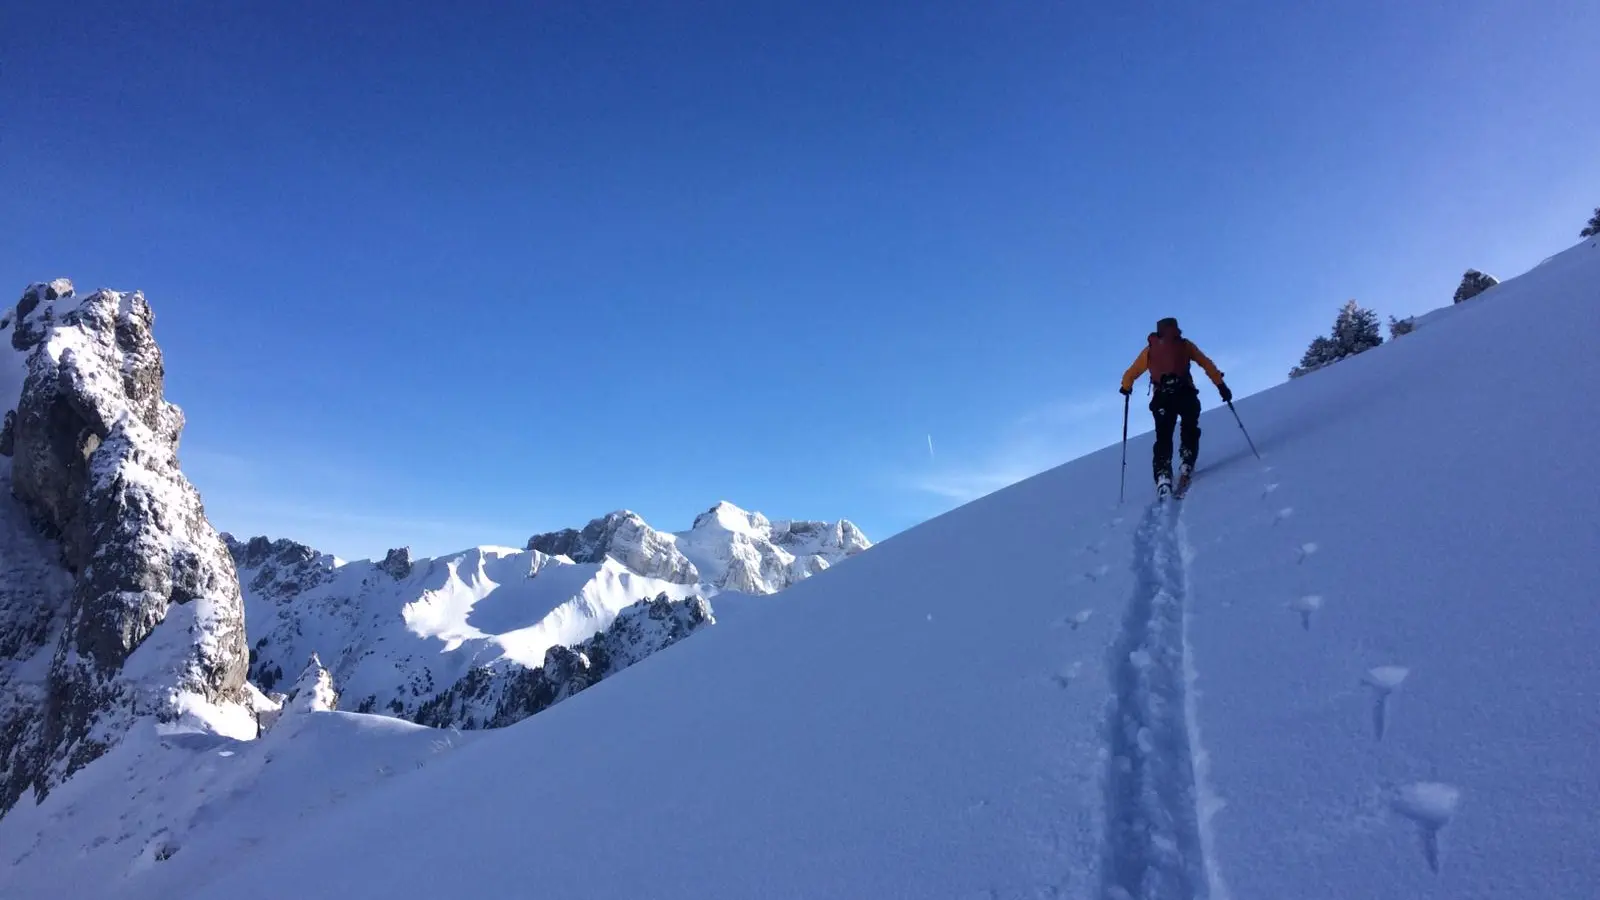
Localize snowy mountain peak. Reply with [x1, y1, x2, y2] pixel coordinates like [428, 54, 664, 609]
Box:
[675, 501, 873, 594]
[774, 517, 872, 556]
[691, 500, 770, 537]
[526, 509, 699, 584]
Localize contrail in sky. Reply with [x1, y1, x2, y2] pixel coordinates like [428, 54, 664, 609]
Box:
[927, 434, 935, 459]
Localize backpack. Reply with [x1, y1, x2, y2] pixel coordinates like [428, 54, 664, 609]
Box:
[1146, 329, 1194, 390]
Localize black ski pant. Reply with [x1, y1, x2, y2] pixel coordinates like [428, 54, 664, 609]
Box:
[1150, 382, 1201, 483]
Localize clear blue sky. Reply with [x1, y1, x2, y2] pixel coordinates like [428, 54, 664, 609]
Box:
[4, 1, 1596, 560]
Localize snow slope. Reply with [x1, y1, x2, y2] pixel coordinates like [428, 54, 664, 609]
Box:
[7, 238, 1598, 899]
[0, 706, 479, 899]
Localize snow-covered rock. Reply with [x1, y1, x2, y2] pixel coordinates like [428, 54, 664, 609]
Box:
[527, 510, 699, 584]
[415, 592, 713, 729]
[0, 280, 250, 819]
[676, 501, 871, 594]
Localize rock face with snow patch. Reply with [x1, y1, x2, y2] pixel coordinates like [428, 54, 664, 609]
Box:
[415, 592, 714, 729]
[0, 280, 250, 818]
[528, 510, 700, 584]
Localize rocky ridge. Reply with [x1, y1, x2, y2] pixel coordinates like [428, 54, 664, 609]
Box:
[0, 280, 251, 818]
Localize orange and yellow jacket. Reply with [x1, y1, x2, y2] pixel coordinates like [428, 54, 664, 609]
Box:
[1121, 337, 1225, 393]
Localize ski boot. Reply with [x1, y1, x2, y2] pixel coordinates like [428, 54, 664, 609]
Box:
[1155, 472, 1173, 500]
[1175, 463, 1193, 498]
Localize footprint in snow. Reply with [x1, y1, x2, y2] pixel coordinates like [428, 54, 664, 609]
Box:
[1051, 609, 1095, 630]
[1052, 661, 1085, 689]
[1272, 507, 1294, 526]
[1392, 781, 1461, 874]
[1067, 608, 1094, 629]
[1288, 594, 1323, 630]
[1362, 665, 1409, 740]
[1083, 564, 1111, 582]
[1296, 542, 1319, 564]
[1261, 482, 1280, 500]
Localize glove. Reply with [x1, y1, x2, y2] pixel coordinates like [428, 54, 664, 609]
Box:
[1218, 382, 1233, 403]
[1119, 386, 1132, 397]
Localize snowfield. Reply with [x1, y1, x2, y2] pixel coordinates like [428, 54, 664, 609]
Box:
[3, 238, 1598, 899]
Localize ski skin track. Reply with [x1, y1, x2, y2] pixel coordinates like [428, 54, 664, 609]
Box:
[1099, 494, 1225, 900]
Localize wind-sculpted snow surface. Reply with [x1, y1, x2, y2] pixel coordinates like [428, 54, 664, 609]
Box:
[0, 706, 480, 900]
[0, 280, 250, 819]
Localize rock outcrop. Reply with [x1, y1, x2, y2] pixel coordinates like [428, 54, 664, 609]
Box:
[378, 547, 413, 581]
[0, 280, 250, 818]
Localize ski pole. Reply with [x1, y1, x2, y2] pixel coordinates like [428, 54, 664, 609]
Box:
[1119, 394, 1129, 502]
[1227, 400, 1261, 460]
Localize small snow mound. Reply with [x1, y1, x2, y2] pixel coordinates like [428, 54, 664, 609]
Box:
[1394, 781, 1461, 826]
[1289, 594, 1323, 612]
[1363, 666, 1410, 691]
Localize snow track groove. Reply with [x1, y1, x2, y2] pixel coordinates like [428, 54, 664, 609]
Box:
[1100, 500, 1213, 900]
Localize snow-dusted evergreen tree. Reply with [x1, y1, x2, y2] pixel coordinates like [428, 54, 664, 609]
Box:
[1289, 336, 1338, 378]
[1389, 315, 1416, 338]
[1332, 299, 1383, 353]
[1289, 300, 1384, 378]
[1453, 269, 1499, 304]
[1582, 207, 1600, 238]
